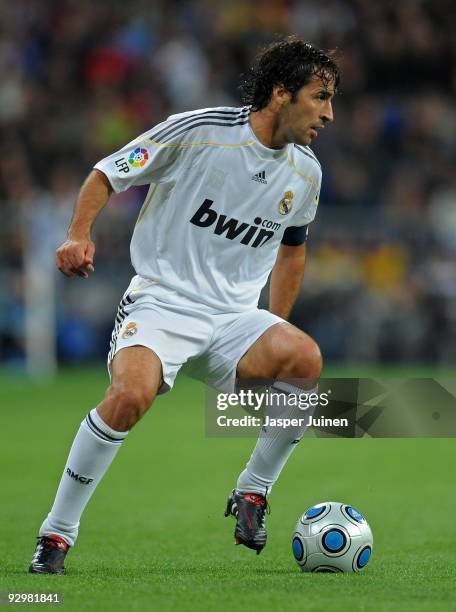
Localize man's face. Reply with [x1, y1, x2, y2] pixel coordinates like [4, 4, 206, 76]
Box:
[278, 76, 336, 146]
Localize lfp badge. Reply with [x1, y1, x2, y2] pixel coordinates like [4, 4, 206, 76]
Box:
[128, 147, 149, 168]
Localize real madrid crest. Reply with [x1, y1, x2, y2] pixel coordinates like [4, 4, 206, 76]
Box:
[278, 190, 294, 215]
[122, 321, 138, 339]
[279, 189, 294, 215]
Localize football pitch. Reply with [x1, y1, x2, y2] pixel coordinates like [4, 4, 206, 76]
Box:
[1, 367, 455, 611]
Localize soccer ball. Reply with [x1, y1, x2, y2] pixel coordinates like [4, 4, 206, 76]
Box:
[292, 501, 373, 573]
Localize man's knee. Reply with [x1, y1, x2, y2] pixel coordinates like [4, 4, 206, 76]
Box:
[272, 325, 323, 380]
[101, 383, 156, 430]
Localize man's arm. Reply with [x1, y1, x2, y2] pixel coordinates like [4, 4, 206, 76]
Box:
[269, 243, 307, 320]
[56, 169, 113, 278]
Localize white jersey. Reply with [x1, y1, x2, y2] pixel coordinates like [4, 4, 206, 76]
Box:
[94, 106, 322, 312]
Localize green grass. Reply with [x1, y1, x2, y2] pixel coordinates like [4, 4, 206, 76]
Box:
[1, 368, 455, 611]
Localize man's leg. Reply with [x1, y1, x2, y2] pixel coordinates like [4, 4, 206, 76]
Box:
[30, 346, 162, 574]
[226, 322, 322, 553]
[235, 321, 322, 494]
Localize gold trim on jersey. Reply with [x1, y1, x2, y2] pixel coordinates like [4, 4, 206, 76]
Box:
[135, 184, 158, 227]
[130, 279, 156, 295]
[147, 139, 256, 149]
[285, 154, 320, 189]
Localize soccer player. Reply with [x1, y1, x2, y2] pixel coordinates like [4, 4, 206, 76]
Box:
[29, 36, 338, 574]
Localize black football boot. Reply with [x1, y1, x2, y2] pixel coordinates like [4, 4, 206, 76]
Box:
[225, 489, 269, 554]
[29, 534, 70, 574]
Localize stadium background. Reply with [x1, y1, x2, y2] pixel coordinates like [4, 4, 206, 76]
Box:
[1, 0, 455, 370]
[1, 3, 455, 611]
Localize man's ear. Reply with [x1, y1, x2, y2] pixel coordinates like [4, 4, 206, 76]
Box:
[272, 84, 291, 109]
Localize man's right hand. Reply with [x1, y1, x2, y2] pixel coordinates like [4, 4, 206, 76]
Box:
[56, 238, 95, 279]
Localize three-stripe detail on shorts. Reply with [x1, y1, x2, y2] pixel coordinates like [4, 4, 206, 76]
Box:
[108, 294, 134, 365]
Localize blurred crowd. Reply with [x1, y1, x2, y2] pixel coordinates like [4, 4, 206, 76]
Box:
[1, 0, 455, 366]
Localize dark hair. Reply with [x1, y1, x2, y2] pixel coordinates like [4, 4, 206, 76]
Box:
[240, 36, 340, 111]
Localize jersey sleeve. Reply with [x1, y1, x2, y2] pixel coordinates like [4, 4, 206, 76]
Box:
[93, 118, 187, 192]
[289, 164, 322, 230]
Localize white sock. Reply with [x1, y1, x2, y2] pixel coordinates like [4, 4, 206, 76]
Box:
[236, 383, 317, 497]
[39, 408, 128, 546]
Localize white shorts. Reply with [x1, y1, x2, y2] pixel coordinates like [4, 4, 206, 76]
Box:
[107, 276, 284, 393]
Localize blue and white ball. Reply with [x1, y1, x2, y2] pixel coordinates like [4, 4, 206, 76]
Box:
[292, 501, 373, 573]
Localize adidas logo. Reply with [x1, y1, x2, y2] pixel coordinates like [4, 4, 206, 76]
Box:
[252, 170, 267, 184]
